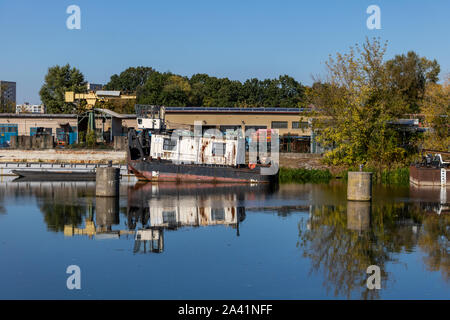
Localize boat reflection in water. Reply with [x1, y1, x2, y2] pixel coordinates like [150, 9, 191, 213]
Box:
[128, 183, 269, 253]
[410, 185, 450, 215]
[62, 182, 274, 253]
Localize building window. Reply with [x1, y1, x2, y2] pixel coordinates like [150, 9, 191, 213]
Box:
[271, 121, 288, 129]
[212, 142, 226, 156]
[163, 138, 177, 151]
[292, 121, 309, 129]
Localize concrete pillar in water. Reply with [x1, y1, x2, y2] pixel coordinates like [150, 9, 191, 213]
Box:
[347, 201, 371, 231]
[95, 197, 119, 230]
[96, 167, 120, 197]
[347, 171, 373, 201]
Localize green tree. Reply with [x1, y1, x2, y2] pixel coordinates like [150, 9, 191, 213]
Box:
[138, 72, 193, 107]
[310, 38, 414, 167]
[86, 129, 97, 148]
[136, 71, 170, 105]
[240, 76, 305, 108]
[277, 75, 305, 107]
[241, 78, 265, 107]
[161, 75, 191, 106]
[104, 66, 155, 93]
[385, 51, 440, 113]
[39, 64, 86, 114]
[215, 78, 241, 107]
[133, 69, 304, 108]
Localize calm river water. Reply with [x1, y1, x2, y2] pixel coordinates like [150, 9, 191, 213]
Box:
[0, 180, 448, 299]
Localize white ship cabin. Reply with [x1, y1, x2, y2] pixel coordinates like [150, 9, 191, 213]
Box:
[149, 132, 245, 166]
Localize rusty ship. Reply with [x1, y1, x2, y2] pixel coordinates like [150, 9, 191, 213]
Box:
[127, 105, 279, 183]
[410, 150, 450, 187]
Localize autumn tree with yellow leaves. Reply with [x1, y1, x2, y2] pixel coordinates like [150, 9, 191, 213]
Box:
[420, 75, 450, 151]
[309, 38, 441, 167]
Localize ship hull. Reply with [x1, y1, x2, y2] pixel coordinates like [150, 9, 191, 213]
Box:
[12, 170, 96, 181]
[128, 159, 277, 183]
[410, 165, 449, 186]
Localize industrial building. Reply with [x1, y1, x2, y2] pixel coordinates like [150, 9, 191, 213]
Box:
[87, 83, 104, 91]
[125, 107, 314, 153]
[0, 81, 16, 112]
[16, 103, 46, 114]
[0, 107, 313, 151]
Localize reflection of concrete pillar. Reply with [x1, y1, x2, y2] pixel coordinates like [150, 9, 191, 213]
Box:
[347, 201, 371, 231]
[95, 197, 119, 228]
[347, 172, 372, 201]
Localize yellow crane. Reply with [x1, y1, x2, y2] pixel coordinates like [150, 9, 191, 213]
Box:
[65, 90, 136, 109]
[65, 90, 136, 137]
[64, 220, 135, 239]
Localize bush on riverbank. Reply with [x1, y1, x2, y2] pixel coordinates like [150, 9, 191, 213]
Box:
[342, 167, 410, 185]
[279, 167, 332, 183]
[279, 166, 409, 185]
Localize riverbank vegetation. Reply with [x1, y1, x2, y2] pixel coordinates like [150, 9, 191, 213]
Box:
[339, 167, 410, 185]
[279, 167, 332, 183]
[279, 166, 409, 185]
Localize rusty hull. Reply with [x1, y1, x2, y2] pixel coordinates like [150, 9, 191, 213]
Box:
[410, 165, 450, 186]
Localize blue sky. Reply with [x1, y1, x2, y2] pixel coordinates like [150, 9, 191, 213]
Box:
[1, 0, 449, 104]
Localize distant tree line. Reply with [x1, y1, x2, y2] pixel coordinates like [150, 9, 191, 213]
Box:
[104, 67, 306, 109]
[39, 48, 441, 115]
[39, 65, 307, 114]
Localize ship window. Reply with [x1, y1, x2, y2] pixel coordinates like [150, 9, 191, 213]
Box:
[211, 208, 225, 221]
[212, 142, 225, 156]
[163, 138, 177, 151]
[162, 211, 176, 224]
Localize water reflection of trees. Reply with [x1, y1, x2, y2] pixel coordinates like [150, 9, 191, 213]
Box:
[418, 214, 450, 281]
[37, 186, 94, 232]
[298, 202, 449, 299]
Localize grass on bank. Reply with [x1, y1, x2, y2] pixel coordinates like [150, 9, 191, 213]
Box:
[341, 166, 410, 185]
[279, 167, 333, 183]
[278, 166, 410, 185]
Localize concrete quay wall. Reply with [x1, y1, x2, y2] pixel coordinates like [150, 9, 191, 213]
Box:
[0, 149, 127, 164]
